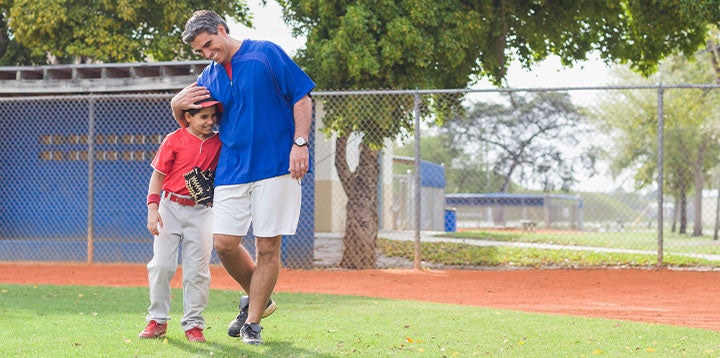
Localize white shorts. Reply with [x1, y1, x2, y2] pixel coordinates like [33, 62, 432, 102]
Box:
[213, 174, 302, 237]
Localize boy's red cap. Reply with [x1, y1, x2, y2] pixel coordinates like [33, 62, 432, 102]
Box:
[196, 98, 222, 112]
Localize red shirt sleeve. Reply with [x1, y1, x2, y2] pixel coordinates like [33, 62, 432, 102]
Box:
[150, 133, 176, 176]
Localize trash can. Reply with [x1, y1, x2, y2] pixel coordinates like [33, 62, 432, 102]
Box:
[444, 208, 457, 232]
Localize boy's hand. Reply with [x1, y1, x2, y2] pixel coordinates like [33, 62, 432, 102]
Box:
[147, 205, 163, 236]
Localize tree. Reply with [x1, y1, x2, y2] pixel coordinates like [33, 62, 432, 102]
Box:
[662, 55, 720, 236]
[279, 0, 719, 267]
[444, 92, 596, 194]
[0, 0, 252, 64]
[703, 28, 720, 239]
[594, 57, 720, 236]
[0, 10, 44, 65]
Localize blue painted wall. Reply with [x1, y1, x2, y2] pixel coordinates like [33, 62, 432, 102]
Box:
[0, 96, 315, 268]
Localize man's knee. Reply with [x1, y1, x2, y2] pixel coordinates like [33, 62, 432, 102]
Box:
[213, 234, 241, 257]
[255, 236, 281, 260]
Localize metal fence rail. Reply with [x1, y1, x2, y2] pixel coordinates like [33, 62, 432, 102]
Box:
[2, 84, 720, 269]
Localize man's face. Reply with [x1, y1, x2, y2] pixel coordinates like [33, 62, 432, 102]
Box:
[190, 26, 231, 64]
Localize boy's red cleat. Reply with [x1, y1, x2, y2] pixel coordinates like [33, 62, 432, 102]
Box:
[138, 320, 167, 339]
[185, 327, 206, 342]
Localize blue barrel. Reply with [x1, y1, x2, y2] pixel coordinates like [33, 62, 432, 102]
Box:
[444, 208, 457, 232]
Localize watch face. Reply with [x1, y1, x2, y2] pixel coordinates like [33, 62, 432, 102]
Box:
[294, 137, 307, 146]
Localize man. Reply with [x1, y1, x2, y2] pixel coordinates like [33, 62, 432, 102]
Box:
[170, 10, 315, 345]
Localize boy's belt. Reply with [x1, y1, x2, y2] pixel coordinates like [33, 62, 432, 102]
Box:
[164, 192, 196, 207]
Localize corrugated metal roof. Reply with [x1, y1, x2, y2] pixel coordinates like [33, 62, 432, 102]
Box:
[0, 61, 209, 94]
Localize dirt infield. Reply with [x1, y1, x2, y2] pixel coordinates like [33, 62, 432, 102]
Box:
[1, 262, 718, 331]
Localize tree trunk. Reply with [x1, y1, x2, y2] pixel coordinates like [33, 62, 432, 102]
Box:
[334, 134, 380, 269]
[707, 39, 720, 83]
[692, 143, 707, 236]
[0, 20, 7, 60]
[707, 39, 720, 239]
[679, 186, 688, 234]
[671, 196, 678, 233]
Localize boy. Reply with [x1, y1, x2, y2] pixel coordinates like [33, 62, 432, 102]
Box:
[139, 98, 222, 342]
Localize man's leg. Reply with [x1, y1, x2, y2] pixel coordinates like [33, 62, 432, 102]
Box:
[237, 175, 299, 343]
[213, 233, 255, 293]
[245, 235, 281, 324]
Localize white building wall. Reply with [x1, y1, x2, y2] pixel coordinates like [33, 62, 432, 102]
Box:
[313, 102, 395, 233]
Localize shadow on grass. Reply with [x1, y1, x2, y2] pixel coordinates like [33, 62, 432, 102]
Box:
[167, 335, 337, 357]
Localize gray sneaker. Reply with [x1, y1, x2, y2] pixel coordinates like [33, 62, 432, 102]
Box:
[240, 322, 263, 345]
[227, 296, 277, 337]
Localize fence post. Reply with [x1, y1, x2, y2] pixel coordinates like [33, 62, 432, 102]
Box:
[86, 97, 96, 264]
[656, 85, 664, 267]
[413, 91, 422, 270]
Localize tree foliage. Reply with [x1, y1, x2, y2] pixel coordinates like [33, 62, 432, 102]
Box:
[0, 0, 252, 64]
[0, 9, 43, 65]
[283, 0, 713, 89]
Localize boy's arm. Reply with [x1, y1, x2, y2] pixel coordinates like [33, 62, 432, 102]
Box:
[171, 82, 211, 128]
[146, 170, 165, 236]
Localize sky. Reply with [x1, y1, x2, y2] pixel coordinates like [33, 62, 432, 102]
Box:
[227, 1, 305, 56]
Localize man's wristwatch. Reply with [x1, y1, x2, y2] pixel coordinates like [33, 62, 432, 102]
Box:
[294, 137, 308, 147]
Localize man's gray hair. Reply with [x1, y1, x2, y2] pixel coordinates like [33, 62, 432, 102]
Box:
[182, 10, 230, 44]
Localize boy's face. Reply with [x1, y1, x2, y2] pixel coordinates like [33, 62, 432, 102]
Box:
[185, 106, 218, 138]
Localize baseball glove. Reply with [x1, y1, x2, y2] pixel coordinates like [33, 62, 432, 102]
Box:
[184, 167, 215, 206]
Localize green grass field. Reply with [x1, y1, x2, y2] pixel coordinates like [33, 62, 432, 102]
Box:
[421, 230, 720, 269]
[2, 284, 719, 357]
[442, 229, 720, 255]
[379, 238, 719, 269]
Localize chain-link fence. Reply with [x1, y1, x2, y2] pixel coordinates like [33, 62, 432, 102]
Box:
[3, 85, 720, 269]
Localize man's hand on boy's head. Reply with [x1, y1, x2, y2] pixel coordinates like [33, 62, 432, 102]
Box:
[171, 82, 211, 127]
[172, 82, 211, 110]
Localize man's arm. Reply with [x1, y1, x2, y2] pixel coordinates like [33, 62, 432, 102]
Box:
[293, 95, 312, 142]
[289, 95, 313, 180]
[171, 82, 210, 127]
